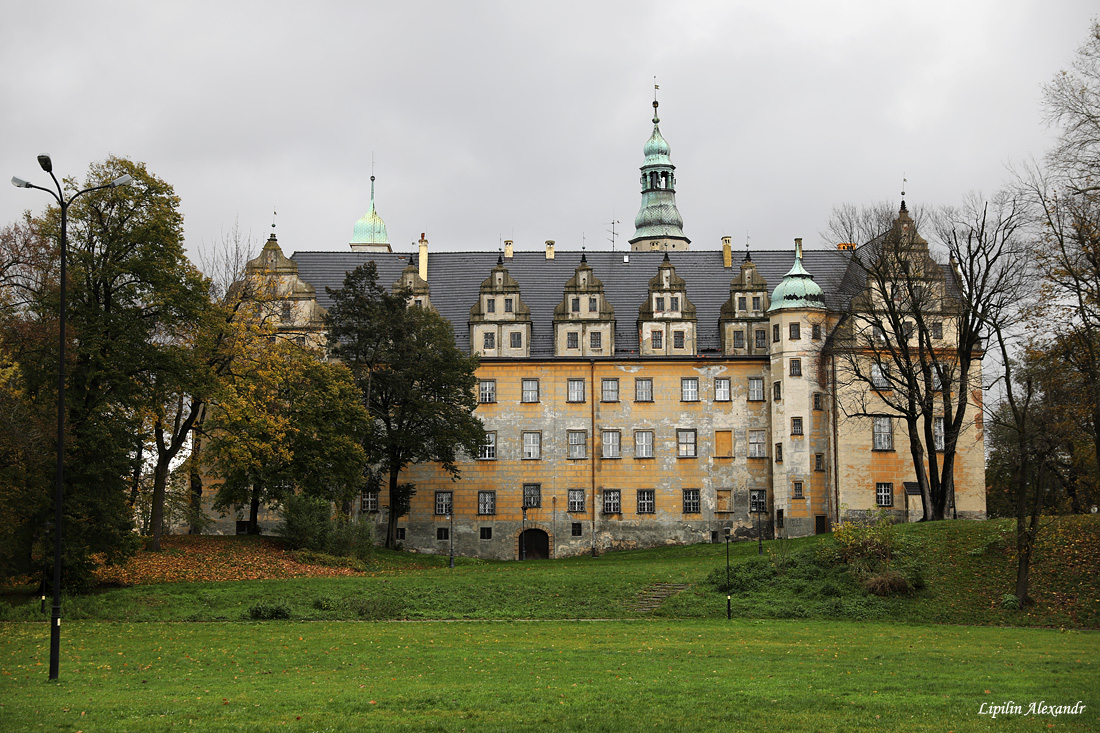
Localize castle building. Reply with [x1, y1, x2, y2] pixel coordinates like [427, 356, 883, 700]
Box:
[228, 100, 986, 558]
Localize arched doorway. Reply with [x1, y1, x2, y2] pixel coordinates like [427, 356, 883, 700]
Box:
[519, 529, 550, 560]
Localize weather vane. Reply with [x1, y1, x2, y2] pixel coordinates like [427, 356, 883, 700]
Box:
[272, 209, 277, 231]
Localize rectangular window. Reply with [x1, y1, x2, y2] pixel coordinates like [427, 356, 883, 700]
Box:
[813, 392, 824, 411]
[510, 331, 523, 348]
[523, 483, 541, 509]
[748, 429, 766, 458]
[486, 298, 496, 313]
[571, 297, 581, 313]
[480, 527, 493, 540]
[934, 416, 945, 451]
[737, 296, 747, 311]
[602, 430, 621, 458]
[673, 330, 685, 349]
[479, 432, 497, 460]
[479, 380, 496, 403]
[568, 489, 585, 513]
[522, 431, 541, 459]
[872, 363, 890, 390]
[361, 491, 379, 513]
[677, 429, 697, 457]
[716, 489, 733, 512]
[681, 377, 699, 401]
[773, 381, 782, 401]
[790, 358, 802, 377]
[567, 331, 579, 349]
[903, 321, 915, 340]
[683, 488, 701, 514]
[655, 296, 665, 311]
[521, 378, 539, 403]
[396, 527, 406, 541]
[750, 489, 766, 514]
[714, 377, 731, 402]
[590, 331, 602, 350]
[775, 443, 783, 462]
[670, 296, 680, 311]
[873, 417, 894, 451]
[568, 430, 587, 459]
[732, 331, 745, 349]
[589, 296, 598, 312]
[435, 491, 453, 516]
[773, 324, 781, 342]
[776, 509, 784, 529]
[789, 322, 801, 340]
[748, 377, 764, 401]
[752, 296, 762, 311]
[483, 332, 495, 349]
[567, 378, 586, 402]
[873, 324, 886, 343]
[437, 527, 449, 541]
[932, 321, 943, 339]
[637, 489, 655, 514]
[793, 481, 804, 499]
[815, 453, 825, 472]
[504, 298, 513, 313]
[652, 330, 663, 349]
[603, 489, 621, 514]
[635, 378, 653, 402]
[791, 417, 803, 436]
[812, 323, 822, 340]
[755, 330, 767, 349]
[715, 430, 733, 457]
[571, 522, 583, 537]
[876, 482, 894, 507]
[634, 430, 654, 458]
[602, 378, 619, 402]
[478, 491, 496, 515]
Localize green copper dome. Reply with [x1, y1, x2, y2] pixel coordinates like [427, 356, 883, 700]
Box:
[768, 240, 825, 312]
[351, 175, 389, 246]
[630, 99, 688, 246]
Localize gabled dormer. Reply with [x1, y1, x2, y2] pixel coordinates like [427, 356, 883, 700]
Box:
[636, 253, 697, 356]
[240, 232, 327, 348]
[393, 255, 434, 312]
[468, 256, 531, 357]
[552, 253, 616, 356]
[719, 250, 770, 355]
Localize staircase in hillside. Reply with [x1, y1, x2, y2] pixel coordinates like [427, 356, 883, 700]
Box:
[631, 582, 690, 613]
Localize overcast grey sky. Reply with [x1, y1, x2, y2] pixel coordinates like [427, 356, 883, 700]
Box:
[2, 1, 1095, 267]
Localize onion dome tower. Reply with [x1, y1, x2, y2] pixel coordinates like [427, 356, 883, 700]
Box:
[350, 174, 391, 252]
[629, 97, 689, 252]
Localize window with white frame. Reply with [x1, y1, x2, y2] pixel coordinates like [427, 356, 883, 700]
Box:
[876, 482, 894, 507]
[635, 378, 653, 402]
[714, 377, 731, 402]
[510, 331, 522, 348]
[934, 416, 945, 451]
[478, 491, 496, 515]
[435, 491, 453, 516]
[748, 377, 764, 401]
[748, 429, 766, 458]
[590, 331, 602, 350]
[682, 488, 700, 514]
[602, 378, 619, 402]
[361, 490, 379, 513]
[791, 417, 803, 436]
[681, 377, 699, 401]
[522, 431, 541, 459]
[634, 430, 654, 458]
[873, 417, 894, 450]
[523, 483, 541, 509]
[567, 331, 579, 349]
[483, 332, 495, 349]
[872, 362, 890, 390]
[567, 378, 586, 402]
[603, 489, 621, 514]
[568, 489, 585, 513]
[790, 359, 802, 377]
[749, 489, 766, 514]
[479, 432, 497, 460]
[637, 489, 655, 514]
[568, 430, 587, 459]
[652, 330, 663, 349]
[479, 380, 496, 403]
[677, 429, 697, 457]
[602, 430, 621, 458]
[521, 378, 539, 402]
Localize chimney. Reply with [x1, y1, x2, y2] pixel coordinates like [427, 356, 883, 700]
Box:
[722, 236, 732, 268]
[794, 237, 803, 260]
[837, 242, 855, 251]
[504, 240, 514, 259]
[545, 240, 555, 260]
[418, 233, 429, 280]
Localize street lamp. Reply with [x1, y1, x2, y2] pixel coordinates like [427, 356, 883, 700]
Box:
[752, 491, 764, 556]
[521, 506, 527, 561]
[448, 509, 454, 569]
[11, 156, 131, 682]
[724, 526, 731, 620]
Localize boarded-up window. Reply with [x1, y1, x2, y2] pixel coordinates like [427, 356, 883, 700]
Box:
[715, 430, 733, 458]
[716, 489, 733, 513]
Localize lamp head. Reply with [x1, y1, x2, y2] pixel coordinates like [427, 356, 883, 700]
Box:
[11, 176, 32, 188]
[110, 174, 133, 188]
[724, 527, 731, 538]
[37, 155, 52, 173]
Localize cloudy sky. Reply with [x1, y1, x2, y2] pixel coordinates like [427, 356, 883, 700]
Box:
[1, 1, 1095, 267]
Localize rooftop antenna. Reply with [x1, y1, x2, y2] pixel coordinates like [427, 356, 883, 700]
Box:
[607, 217, 620, 251]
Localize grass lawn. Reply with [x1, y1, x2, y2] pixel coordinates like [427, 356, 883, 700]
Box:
[1, 619, 1096, 732]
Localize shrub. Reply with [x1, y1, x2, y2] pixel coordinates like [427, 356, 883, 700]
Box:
[312, 595, 341, 611]
[349, 595, 403, 620]
[707, 556, 772, 593]
[278, 494, 331, 552]
[325, 518, 375, 561]
[863, 568, 911, 597]
[1001, 593, 1021, 610]
[293, 550, 367, 572]
[249, 600, 292, 620]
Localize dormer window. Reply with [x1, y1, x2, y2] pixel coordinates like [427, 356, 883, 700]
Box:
[752, 296, 761, 311]
[589, 296, 598, 312]
[655, 296, 665, 311]
[504, 298, 513, 313]
[571, 297, 580, 313]
[483, 333, 495, 349]
[738, 296, 747, 311]
[652, 331, 663, 349]
[486, 298, 496, 313]
[670, 296, 680, 311]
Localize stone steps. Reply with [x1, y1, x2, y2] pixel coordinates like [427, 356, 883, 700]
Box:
[631, 582, 690, 613]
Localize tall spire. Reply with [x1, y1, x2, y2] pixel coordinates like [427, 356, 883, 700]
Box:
[630, 94, 689, 252]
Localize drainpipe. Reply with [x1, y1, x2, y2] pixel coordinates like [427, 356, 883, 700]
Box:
[591, 358, 598, 557]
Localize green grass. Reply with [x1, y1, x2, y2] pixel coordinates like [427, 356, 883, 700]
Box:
[0, 619, 1095, 732]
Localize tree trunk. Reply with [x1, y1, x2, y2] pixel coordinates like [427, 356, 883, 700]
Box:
[189, 429, 204, 534]
[248, 483, 262, 535]
[906, 420, 935, 521]
[386, 469, 399, 548]
[128, 438, 144, 509]
[149, 456, 169, 551]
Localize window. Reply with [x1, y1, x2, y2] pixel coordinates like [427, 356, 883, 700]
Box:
[716, 489, 733, 512]
[737, 296, 747, 311]
[590, 331, 602, 350]
[567, 331, 579, 349]
[931, 321, 943, 340]
[677, 429, 697, 457]
[483, 332, 495, 349]
[673, 330, 685, 349]
[634, 430, 654, 458]
[437, 527, 449, 541]
[748, 377, 764, 401]
[813, 392, 824, 411]
[652, 330, 663, 349]
[602, 378, 619, 402]
[396, 527, 406, 541]
[486, 298, 496, 313]
[504, 298, 513, 313]
[602, 430, 621, 458]
[523, 483, 541, 509]
[480, 527, 493, 540]
[815, 453, 825, 472]
[903, 321, 915, 340]
[568, 489, 585, 513]
[755, 330, 767, 349]
[934, 416, 945, 451]
[361, 491, 379, 513]
[670, 296, 680, 311]
[571, 297, 580, 313]
[510, 331, 523, 348]
[478, 491, 496, 515]
[776, 509, 784, 529]
[589, 296, 598, 312]
[637, 489, 655, 514]
[748, 430, 766, 458]
[789, 322, 801, 340]
[752, 296, 762, 311]
[873, 416, 894, 450]
[522, 378, 539, 403]
[435, 491, 453, 516]
[635, 378, 653, 402]
[522, 432, 541, 459]
[568, 430, 587, 459]
[603, 490, 621, 514]
[773, 381, 782, 401]
[791, 417, 803, 436]
[873, 324, 886, 343]
[567, 378, 586, 402]
[715, 430, 733, 457]
[655, 296, 665, 311]
[750, 489, 766, 514]
[479, 432, 497, 460]
[681, 377, 699, 401]
[714, 377, 731, 401]
[812, 323, 822, 340]
[773, 324, 781, 342]
[683, 489, 701, 514]
[876, 482, 894, 507]
[793, 481, 804, 499]
[571, 522, 583, 537]
[479, 380, 496, 403]
[872, 363, 890, 390]
[790, 359, 802, 377]
[732, 331, 745, 349]
[775, 443, 783, 462]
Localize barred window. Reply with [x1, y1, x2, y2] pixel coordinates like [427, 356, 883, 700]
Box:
[748, 377, 764, 401]
[479, 432, 497, 460]
[435, 491, 453, 516]
[571, 522, 583, 537]
[437, 527, 449, 541]
[791, 417, 803, 436]
[360, 491, 379, 513]
[635, 378, 653, 402]
[603, 489, 621, 514]
[793, 481, 804, 499]
[748, 429, 766, 458]
[755, 329, 767, 349]
[602, 430, 621, 458]
[790, 359, 802, 377]
[480, 527, 492, 540]
[590, 331, 602, 350]
[567, 378, 586, 402]
[750, 489, 766, 514]
[876, 482, 894, 507]
[523, 483, 541, 509]
[677, 429, 697, 457]
[521, 378, 539, 402]
[637, 489, 655, 514]
[568, 489, 585, 513]
[602, 378, 619, 402]
[714, 377, 731, 402]
[567, 331, 579, 349]
[682, 488, 701, 514]
[568, 430, 587, 459]
[815, 453, 825, 472]
[522, 432, 541, 459]
[634, 430, 654, 458]
[775, 443, 783, 462]
[478, 491, 496, 515]
[873, 417, 894, 450]
[813, 392, 824, 411]
[479, 380, 496, 403]
[872, 363, 890, 390]
[681, 377, 699, 401]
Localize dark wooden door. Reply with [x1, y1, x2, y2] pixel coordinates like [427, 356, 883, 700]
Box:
[520, 529, 549, 559]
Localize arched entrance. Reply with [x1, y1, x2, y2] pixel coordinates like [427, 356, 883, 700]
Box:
[519, 529, 550, 560]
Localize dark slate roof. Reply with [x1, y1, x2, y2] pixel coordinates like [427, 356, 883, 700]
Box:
[291, 249, 855, 358]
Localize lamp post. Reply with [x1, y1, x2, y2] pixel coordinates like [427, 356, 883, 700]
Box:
[11, 157, 132, 681]
[724, 526, 731, 621]
[448, 509, 454, 569]
[521, 506, 527, 560]
[752, 492, 764, 556]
